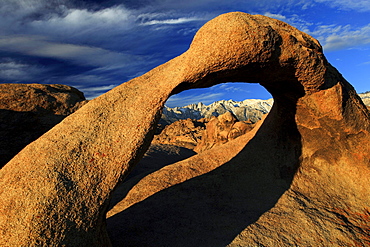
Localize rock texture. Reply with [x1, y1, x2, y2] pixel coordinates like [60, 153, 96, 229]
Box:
[0, 83, 87, 167]
[154, 111, 256, 152]
[107, 117, 264, 220]
[194, 111, 255, 152]
[152, 118, 205, 149]
[0, 12, 369, 246]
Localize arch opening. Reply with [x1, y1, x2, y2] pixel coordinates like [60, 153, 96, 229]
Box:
[106, 79, 303, 246]
[108, 82, 274, 209]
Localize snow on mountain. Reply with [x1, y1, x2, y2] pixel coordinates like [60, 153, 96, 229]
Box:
[161, 92, 369, 125]
[359, 92, 370, 106]
[161, 98, 274, 124]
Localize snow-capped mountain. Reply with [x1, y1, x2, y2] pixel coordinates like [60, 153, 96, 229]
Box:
[359, 92, 370, 106]
[161, 92, 370, 125]
[161, 98, 274, 124]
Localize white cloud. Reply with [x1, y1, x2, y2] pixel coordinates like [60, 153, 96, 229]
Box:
[166, 92, 224, 107]
[263, 12, 287, 21]
[1, 0, 48, 17]
[140, 17, 203, 26]
[0, 62, 29, 80]
[261, 12, 370, 52]
[310, 24, 370, 51]
[0, 36, 134, 67]
[258, 12, 315, 34]
[4, 0, 369, 93]
[0, 60, 48, 81]
[314, 0, 370, 12]
[214, 83, 251, 93]
[73, 83, 118, 99]
[0, 0, 69, 32]
[61, 7, 131, 25]
[82, 84, 117, 92]
[29, 5, 137, 36]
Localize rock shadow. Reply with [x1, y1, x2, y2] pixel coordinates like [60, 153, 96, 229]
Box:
[0, 109, 66, 168]
[108, 144, 197, 211]
[106, 96, 302, 247]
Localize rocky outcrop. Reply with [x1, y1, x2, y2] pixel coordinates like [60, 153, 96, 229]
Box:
[162, 98, 272, 124]
[0, 12, 369, 246]
[0, 83, 87, 167]
[107, 119, 262, 219]
[154, 111, 256, 152]
[152, 118, 205, 149]
[194, 111, 255, 152]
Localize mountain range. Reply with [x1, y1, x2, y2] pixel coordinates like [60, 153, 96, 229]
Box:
[162, 92, 369, 124]
[162, 98, 274, 124]
[360, 91, 370, 106]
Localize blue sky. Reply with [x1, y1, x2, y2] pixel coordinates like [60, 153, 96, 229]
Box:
[0, 0, 369, 107]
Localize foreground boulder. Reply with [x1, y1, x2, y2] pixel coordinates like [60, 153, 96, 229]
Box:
[194, 111, 255, 152]
[0, 83, 86, 167]
[0, 12, 369, 246]
[152, 118, 205, 149]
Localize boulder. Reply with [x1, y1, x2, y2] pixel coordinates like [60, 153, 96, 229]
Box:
[107, 117, 264, 220]
[194, 111, 255, 152]
[153, 112, 254, 153]
[152, 118, 205, 149]
[0, 12, 369, 246]
[0, 83, 87, 167]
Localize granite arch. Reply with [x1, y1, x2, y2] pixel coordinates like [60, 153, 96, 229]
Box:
[0, 12, 369, 246]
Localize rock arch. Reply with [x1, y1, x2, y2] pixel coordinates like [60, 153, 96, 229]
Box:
[0, 12, 369, 246]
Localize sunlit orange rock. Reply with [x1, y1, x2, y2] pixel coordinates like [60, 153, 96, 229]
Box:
[0, 83, 86, 167]
[152, 118, 205, 149]
[194, 111, 255, 152]
[0, 12, 369, 246]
